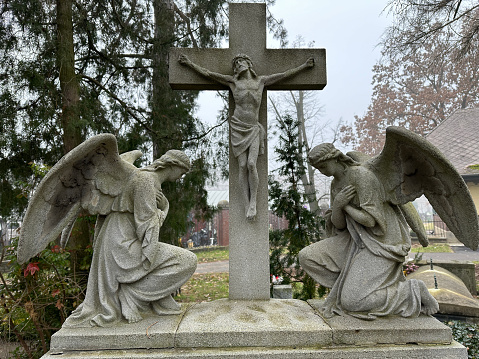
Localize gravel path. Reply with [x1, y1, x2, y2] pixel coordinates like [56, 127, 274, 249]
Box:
[194, 245, 479, 274]
[195, 259, 229, 273]
[412, 245, 479, 262]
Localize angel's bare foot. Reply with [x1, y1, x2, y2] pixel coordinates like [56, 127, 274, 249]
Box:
[152, 295, 182, 315]
[119, 292, 143, 323]
[123, 308, 142, 323]
[419, 281, 439, 315]
[246, 205, 256, 221]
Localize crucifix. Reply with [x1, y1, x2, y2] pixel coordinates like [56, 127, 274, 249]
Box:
[169, 3, 326, 300]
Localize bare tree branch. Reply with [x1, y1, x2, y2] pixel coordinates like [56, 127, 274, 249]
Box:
[173, 3, 198, 48]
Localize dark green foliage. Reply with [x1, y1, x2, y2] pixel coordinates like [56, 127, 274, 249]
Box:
[268, 114, 323, 300]
[0, 0, 229, 230]
[445, 321, 479, 358]
[0, 0, 289, 234]
[160, 155, 214, 244]
[1, 163, 93, 358]
[0, 237, 90, 359]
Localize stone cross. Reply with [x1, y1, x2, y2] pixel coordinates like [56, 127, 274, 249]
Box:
[169, 3, 326, 300]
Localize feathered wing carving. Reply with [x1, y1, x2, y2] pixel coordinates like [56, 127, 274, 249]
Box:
[18, 134, 141, 264]
[58, 149, 143, 248]
[366, 126, 479, 251]
[346, 150, 429, 247]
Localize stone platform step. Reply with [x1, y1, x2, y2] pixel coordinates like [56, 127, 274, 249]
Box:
[42, 341, 466, 359]
[43, 299, 467, 359]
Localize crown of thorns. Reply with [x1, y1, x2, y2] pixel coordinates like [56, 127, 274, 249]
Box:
[232, 54, 253, 68]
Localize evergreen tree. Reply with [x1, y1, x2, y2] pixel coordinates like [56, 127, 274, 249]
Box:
[268, 114, 323, 300]
[0, 0, 287, 241]
[0, 1, 227, 239]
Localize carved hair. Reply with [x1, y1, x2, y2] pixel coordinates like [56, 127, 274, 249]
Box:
[141, 150, 191, 172]
[232, 54, 257, 77]
[308, 143, 359, 167]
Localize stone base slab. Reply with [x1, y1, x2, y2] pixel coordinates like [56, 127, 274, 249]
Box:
[45, 299, 466, 359]
[308, 299, 452, 345]
[175, 299, 331, 348]
[42, 341, 466, 359]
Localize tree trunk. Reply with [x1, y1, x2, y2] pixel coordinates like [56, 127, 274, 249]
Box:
[293, 91, 319, 215]
[57, 0, 82, 154]
[56, 0, 91, 286]
[152, 0, 176, 159]
[151, 0, 181, 245]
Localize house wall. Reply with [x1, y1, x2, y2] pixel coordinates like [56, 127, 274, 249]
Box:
[182, 205, 288, 248]
[216, 206, 229, 246]
[466, 182, 479, 214]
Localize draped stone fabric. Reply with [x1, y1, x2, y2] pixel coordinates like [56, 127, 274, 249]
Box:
[229, 116, 265, 158]
[299, 166, 422, 319]
[63, 171, 197, 328]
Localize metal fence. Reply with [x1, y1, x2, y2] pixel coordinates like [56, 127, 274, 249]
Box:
[420, 215, 448, 239]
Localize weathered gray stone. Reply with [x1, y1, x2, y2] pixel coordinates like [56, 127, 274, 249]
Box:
[18, 134, 196, 327]
[169, 3, 326, 300]
[309, 299, 452, 345]
[47, 299, 463, 350]
[179, 53, 313, 221]
[169, 4, 326, 91]
[42, 299, 467, 358]
[300, 129, 479, 320]
[0, 260, 11, 273]
[49, 310, 190, 351]
[272, 284, 293, 299]
[407, 265, 479, 317]
[175, 299, 331, 348]
[416, 259, 477, 295]
[42, 341, 467, 358]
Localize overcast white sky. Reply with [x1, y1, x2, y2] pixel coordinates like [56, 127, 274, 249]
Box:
[196, 1, 392, 141]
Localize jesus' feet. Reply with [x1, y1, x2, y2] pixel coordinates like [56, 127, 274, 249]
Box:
[419, 281, 439, 315]
[246, 205, 256, 221]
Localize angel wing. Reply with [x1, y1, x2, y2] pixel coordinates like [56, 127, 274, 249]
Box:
[365, 126, 479, 251]
[18, 134, 142, 264]
[346, 150, 429, 247]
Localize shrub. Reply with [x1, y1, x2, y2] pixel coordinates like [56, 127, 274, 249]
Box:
[446, 320, 479, 358]
[0, 236, 91, 358]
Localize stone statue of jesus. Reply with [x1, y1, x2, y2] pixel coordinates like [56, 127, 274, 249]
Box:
[179, 54, 314, 220]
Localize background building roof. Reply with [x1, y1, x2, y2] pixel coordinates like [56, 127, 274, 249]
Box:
[207, 190, 229, 207]
[426, 108, 479, 175]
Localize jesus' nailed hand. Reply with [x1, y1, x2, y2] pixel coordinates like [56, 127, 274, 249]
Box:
[179, 53, 314, 220]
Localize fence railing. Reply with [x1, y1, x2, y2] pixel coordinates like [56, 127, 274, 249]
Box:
[417, 217, 448, 239]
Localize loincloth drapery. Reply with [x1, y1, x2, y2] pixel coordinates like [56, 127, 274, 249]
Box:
[229, 116, 265, 158]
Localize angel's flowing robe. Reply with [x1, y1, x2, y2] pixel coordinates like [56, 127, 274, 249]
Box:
[63, 170, 197, 327]
[299, 165, 422, 319]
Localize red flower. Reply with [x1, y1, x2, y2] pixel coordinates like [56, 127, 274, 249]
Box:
[55, 299, 64, 310]
[51, 245, 61, 253]
[24, 262, 40, 277]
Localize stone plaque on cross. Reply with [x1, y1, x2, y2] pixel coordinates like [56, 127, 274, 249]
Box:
[169, 3, 326, 300]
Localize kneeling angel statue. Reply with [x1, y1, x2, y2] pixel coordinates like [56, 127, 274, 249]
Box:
[18, 134, 197, 327]
[300, 127, 479, 320]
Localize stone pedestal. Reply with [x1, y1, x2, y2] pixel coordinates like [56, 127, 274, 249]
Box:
[42, 299, 467, 359]
[228, 92, 270, 300]
[169, 2, 326, 301]
[272, 284, 293, 299]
